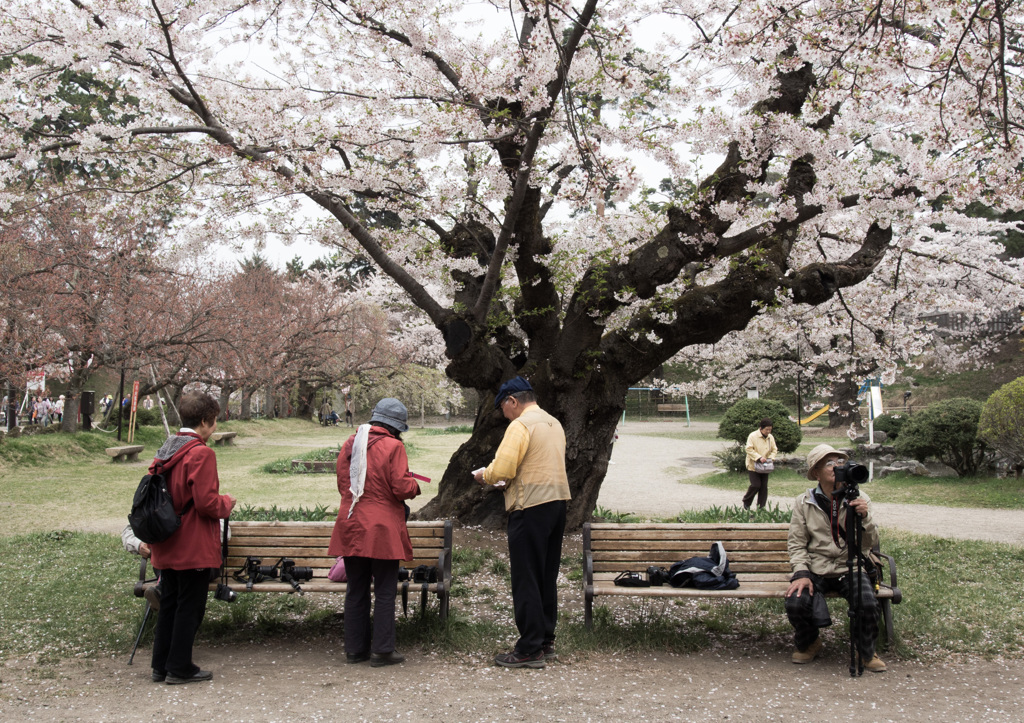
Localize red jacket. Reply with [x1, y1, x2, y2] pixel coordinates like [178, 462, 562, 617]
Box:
[149, 433, 233, 570]
[328, 427, 420, 560]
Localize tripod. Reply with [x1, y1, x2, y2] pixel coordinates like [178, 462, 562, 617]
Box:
[831, 485, 870, 678]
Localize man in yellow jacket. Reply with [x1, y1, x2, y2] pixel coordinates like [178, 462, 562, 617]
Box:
[475, 376, 571, 669]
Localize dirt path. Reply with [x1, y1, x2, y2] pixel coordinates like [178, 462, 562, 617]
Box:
[3, 640, 1022, 722]
[599, 421, 1024, 546]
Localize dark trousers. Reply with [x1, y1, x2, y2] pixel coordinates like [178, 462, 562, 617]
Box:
[784, 572, 879, 659]
[343, 557, 399, 655]
[507, 499, 567, 656]
[742, 471, 769, 508]
[151, 567, 211, 677]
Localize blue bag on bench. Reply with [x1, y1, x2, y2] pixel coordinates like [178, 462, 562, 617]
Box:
[668, 542, 740, 590]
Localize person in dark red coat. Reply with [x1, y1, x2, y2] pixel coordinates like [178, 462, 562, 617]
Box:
[149, 392, 236, 685]
[328, 398, 420, 667]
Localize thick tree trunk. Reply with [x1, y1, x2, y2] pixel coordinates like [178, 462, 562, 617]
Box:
[295, 380, 315, 420]
[827, 376, 862, 429]
[60, 366, 93, 433]
[218, 385, 234, 421]
[417, 375, 625, 530]
[240, 388, 252, 420]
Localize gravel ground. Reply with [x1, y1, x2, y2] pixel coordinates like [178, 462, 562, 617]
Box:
[4, 420, 1023, 721]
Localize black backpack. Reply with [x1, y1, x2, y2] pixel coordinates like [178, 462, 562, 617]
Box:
[128, 440, 201, 543]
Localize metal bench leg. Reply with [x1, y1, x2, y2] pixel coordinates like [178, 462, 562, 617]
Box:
[128, 602, 154, 665]
[880, 599, 894, 649]
[585, 593, 593, 630]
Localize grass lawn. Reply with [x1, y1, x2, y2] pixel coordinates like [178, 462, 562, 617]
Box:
[0, 418, 469, 535]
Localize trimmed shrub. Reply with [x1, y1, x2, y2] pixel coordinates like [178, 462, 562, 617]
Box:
[978, 377, 1024, 474]
[872, 413, 907, 441]
[894, 398, 989, 477]
[717, 398, 801, 453]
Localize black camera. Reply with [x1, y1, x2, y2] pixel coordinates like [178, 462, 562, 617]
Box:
[244, 557, 279, 584]
[833, 462, 870, 487]
[647, 566, 669, 586]
[399, 565, 438, 584]
[214, 582, 238, 603]
[279, 558, 314, 583]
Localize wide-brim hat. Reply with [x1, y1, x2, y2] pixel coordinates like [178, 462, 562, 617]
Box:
[494, 376, 533, 409]
[369, 397, 408, 432]
[806, 444, 849, 480]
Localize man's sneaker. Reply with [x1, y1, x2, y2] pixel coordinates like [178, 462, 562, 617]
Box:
[791, 637, 822, 664]
[166, 669, 213, 685]
[542, 644, 557, 661]
[346, 651, 370, 664]
[151, 669, 166, 683]
[862, 654, 887, 673]
[494, 650, 545, 669]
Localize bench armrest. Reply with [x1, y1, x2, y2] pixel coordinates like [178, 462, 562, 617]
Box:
[876, 551, 902, 604]
[582, 522, 594, 587]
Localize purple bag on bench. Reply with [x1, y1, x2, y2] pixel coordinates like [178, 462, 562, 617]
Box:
[327, 557, 347, 582]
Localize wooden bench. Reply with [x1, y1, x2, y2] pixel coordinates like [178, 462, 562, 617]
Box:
[210, 431, 237, 446]
[656, 403, 688, 413]
[134, 520, 453, 620]
[106, 444, 145, 462]
[583, 522, 902, 645]
[290, 459, 336, 473]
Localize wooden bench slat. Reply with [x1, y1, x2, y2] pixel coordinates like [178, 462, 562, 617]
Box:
[591, 540, 788, 552]
[591, 529, 791, 541]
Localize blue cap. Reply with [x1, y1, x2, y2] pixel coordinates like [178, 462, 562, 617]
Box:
[494, 376, 533, 409]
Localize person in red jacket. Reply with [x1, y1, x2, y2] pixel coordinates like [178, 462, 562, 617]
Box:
[149, 392, 236, 685]
[328, 398, 420, 667]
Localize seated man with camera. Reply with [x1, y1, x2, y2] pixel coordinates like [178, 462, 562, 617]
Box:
[784, 444, 886, 673]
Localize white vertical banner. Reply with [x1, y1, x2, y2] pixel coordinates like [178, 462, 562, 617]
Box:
[870, 385, 884, 420]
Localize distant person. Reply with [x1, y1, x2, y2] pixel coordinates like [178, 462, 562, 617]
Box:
[474, 376, 571, 669]
[148, 392, 236, 685]
[54, 395, 65, 423]
[785, 444, 884, 672]
[328, 398, 420, 667]
[320, 398, 333, 426]
[343, 387, 354, 426]
[742, 418, 777, 510]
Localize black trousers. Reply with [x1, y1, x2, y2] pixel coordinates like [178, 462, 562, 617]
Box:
[742, 471, 769, 508]
[343, 557, 399, 655]
[784, 571, 879, 659]
[507, 499, 567, 656]
[151, 567, 212, 677]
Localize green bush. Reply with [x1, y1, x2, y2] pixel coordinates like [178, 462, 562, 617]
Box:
[979, 377, 1024, 473]
[717, 398, 801, 453]
[895, 398, 990, 477]
[872, 413, 908, 441]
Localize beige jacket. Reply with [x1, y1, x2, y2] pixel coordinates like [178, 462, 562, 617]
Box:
[483, 405, 571, 512]
[745, 429, 778, 472]
[788, 488, 880, 578]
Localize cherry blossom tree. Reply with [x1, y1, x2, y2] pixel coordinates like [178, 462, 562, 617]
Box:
[2, 1, 1023, 526]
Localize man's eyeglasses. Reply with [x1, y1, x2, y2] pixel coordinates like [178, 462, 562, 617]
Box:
[823, 459, 842, 469]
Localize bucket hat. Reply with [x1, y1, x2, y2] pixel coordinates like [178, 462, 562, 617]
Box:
[805, 444, 849, 480]
[369, 398, 409, 432]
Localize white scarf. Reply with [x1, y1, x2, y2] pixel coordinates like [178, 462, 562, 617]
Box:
[348, 424, 371, 518]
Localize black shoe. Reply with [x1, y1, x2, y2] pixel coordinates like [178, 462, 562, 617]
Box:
[151, 669, 166, 683]
[494, 650, 545, 669]
[166, 669, 213, 685]
[346, 651, 370, 664]
[369, 651, 405, 667]
[542, 644, 557, 661]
